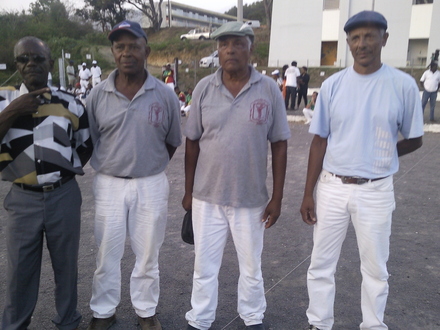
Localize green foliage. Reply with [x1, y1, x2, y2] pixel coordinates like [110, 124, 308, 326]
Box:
[0, 0, 110, 87]
[225, 0, 267, 24]
[76, 0, 128, 32]
[253, 42, 269, 61]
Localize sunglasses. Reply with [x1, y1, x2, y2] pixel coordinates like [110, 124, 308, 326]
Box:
[15, 54, 47, 64]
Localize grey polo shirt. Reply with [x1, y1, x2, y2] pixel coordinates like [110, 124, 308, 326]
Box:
[87, 69, 182, 178]
[184, 66, 291, 208]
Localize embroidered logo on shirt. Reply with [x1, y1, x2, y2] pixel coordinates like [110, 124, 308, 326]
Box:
[149, 102, 164, 127]
[249, 99, 269, 124]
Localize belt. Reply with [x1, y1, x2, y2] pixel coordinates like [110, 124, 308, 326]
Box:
[114, 176, 133, 179]
[14, 176, 74, 192]
[332, 173, 388, 185]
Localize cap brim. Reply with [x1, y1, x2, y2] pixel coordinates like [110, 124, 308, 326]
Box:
[108, 28, 147, 42]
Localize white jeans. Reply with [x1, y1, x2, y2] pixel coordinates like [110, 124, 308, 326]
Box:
[92, 77, 101, 86]
[303, 108, 314, 124]
[307, 170, 395, 330]
[186, 198, 267, 330]
[90, 172, 169, 318]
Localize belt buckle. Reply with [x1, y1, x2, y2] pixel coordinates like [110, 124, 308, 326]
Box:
[340, 176, 368, 185]
[42, 184, 55, 192]
[355, 177, 368, 185]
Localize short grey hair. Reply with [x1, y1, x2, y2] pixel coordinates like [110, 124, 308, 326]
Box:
[14, 36, 52, 59]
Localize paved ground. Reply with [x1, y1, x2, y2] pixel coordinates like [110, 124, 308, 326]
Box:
[0, 114, 439, 329]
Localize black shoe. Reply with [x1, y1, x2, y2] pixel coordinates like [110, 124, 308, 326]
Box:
[138, 314, 162, 330]
[246, 324, 265, 329]
[87, 315, 116, 330]
[187, 325, 199, 330]
[306, 325, 321, 330]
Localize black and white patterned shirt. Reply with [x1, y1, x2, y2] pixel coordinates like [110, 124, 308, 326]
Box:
[0, 84, 93, 185]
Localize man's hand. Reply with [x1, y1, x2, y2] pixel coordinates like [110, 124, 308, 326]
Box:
[0, 88, 51, 141]
[300, 195, 317, 225]
[182, 192, 192, 211]
[262, 198, 282, 229]
[5, 88, 51, 117]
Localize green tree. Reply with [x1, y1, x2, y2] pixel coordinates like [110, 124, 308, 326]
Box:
[126, 0, 163, 32]
[225, 0, 272, 28]
[76, 0, 128, 32]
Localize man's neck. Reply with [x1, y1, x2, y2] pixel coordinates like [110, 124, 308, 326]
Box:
[353, 62, 383, 75]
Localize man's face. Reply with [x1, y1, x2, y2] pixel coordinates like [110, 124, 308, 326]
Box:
[346, 26, 388, 72]
[111, 32, 150, 75]
[15, 39, 53, 91]
[217, 35, 253, 73]
[431, 64, 438, 72]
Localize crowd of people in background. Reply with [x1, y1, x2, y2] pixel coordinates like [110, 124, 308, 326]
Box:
[271, 61, 311, 113]
[64, 60, 102, 106]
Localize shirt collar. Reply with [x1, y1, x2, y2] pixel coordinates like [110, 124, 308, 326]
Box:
[213, 64, 262, 88]
[103, 69, 155, 94]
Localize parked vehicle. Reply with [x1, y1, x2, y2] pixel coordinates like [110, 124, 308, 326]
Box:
[199, 50, 219, 68]
[180, 28, 211, 40]
[245, 20, 261, 28]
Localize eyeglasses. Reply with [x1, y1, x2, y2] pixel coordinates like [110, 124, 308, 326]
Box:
[15, 54, 47, 64]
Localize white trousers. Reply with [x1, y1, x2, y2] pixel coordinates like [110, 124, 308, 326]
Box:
[303, 108, 314, 124]
[90, 172, 169, 318]
[186, 198, 267, 330]
[80, 79, 88, 93]
[307, 170, 395, 330]
[92, 77, 101, 86]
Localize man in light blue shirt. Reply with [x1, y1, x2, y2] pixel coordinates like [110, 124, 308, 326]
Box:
[300, 11, 423, 330]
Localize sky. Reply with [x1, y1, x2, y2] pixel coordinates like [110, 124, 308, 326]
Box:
[1, 0, 258, 14]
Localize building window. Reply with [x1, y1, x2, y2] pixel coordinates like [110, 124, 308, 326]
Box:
[321, 41, 338, 66]
[413, 0, 433, 4]
[324, 0, 339, 10]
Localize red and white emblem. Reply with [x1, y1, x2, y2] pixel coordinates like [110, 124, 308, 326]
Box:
[249, 99, 269, 124]
[149, 102, 164, 127]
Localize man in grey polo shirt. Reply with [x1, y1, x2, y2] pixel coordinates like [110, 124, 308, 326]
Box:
[86, 20, 182, 330]
[182, 21, 291, 330]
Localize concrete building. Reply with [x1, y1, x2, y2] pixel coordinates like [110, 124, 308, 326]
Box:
[268, 0, 440, 68]
[130, 1, 237, 29]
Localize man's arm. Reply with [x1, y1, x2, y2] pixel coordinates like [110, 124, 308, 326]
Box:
[397, 136, 422, 157]
[182, 138, 200, 211]
[300, 135, 328, 225]
[262, 140, 288, 229]
[0, 88, 50, 141]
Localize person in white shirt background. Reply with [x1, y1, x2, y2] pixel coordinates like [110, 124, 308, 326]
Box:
[419, 61, 440, 123]
[79, 62, 91, 93]
[91, 60, 102, 87]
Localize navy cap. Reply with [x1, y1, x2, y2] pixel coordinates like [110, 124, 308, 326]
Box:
[210, 21, 254, 40]
[344, 11, 387, 33]
[108, 20, 148, 42]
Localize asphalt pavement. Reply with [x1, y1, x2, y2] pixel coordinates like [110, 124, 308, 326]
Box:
[0, 114, 439, 329]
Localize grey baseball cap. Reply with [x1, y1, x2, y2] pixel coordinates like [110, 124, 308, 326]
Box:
[210, 21, 254, 40]
[344, 11, 387, 33]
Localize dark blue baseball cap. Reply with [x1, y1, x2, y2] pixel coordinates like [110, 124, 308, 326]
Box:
[108, 20, 148, 42]
[344, 11, 388, 33]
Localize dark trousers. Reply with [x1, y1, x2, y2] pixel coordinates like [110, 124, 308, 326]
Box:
[297, 88, 308, 108]
[2, 178, 82, 330]
[285, 86, 297, 110]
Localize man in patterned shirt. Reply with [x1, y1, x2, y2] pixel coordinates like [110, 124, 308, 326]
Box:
[0, 36, 93, 330]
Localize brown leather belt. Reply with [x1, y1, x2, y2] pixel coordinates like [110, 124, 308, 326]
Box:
[333, 174, 388, 185]
[14, 176, 74, 192]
